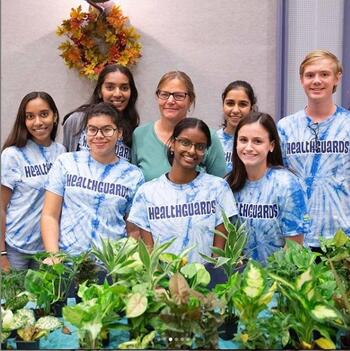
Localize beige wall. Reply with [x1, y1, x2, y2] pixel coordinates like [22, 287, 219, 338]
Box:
[1, 0, 278, 145]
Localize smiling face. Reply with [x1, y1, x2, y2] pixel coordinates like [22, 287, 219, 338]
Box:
[171, 127, 208, 171]
[100, 71, 131, 111]
[86, 115, 122, 163]
[157, 78, 191, 124]
[25, 97, 56, 146]
[236, 121, 274, 178]
[300, 58, 341, 103]
[223, 88, 252, 133]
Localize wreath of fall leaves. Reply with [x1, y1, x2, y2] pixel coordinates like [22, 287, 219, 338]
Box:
[56, 5, 141, 80]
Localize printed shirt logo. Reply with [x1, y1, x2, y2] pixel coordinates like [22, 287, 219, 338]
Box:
[286, 140, 349, 155]
[148, 200, 216, 220]
[24, 162, 53, 177]
[238, 202, 278, 219]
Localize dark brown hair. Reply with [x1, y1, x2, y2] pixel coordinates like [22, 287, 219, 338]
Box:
[2, 91, 59, 150]
[226, 111, 283, 192]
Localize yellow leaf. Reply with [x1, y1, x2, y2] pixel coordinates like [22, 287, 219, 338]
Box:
[240, 333, 249, 343]
[315, 337, 336, 350]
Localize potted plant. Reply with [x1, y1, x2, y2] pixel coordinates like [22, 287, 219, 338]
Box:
[200, 213, 248, 340]
[268, 240, 347, 349]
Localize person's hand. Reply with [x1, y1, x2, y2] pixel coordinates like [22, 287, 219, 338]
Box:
[0, 255, 10, 272]
[43, 255, 61, 265]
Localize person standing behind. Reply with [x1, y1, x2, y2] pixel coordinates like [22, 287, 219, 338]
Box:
[132, 71, 226, 181]
[277, 50, 350, 251]
[217, 80, 257, 173]
[227, 112, 308, 265]
[41, 103, 144, 257]
[128, 118, 237, 263]
[63, 64, 140, 162]
[1, 92, 65, 270]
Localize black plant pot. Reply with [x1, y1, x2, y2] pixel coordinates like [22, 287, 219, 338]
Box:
[16, 339, 40, 350]
[1, 341, 8, 350]
[340, 333, 350, 349]
[33, 307, 46, 319]
[101, 331, 110, 347]
[51, 300, 66, 317]
[218, 315, 239, 340]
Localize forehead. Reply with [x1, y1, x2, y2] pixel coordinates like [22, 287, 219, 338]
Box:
[159, 78, 187, 91]
[87, 114, 116, 126]
[225, 88, 250, 101]
[238, 122, 269, 136]
[302, 58, 337, 74]
[25, 98, 50, 111]
[103, 71, 129, 84]
[177, 127, 207, 141]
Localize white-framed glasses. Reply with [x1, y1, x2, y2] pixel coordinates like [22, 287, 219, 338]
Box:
[86, 126, 117, 137]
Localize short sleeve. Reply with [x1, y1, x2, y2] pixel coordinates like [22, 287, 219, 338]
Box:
[125, 171, 145, 214]
[215, 180, 238, 226]
[128, 186, 151, 232]
[1, 148, 21, 190]
[45, 156, 66, 197]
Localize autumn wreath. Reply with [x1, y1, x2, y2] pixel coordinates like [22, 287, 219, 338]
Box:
[56, 4, 141, 80]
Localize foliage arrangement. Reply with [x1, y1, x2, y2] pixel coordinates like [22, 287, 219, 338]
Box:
[56, 4, 141, 80]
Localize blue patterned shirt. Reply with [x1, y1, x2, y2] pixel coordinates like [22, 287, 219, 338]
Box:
[235, 167, 309, 264]
[278, 106, 350, 246]
[45, 151, 144, 255]
[216, 128, 234, 174]
[128, 172, 238, 263]
[1, 140, 65, 253]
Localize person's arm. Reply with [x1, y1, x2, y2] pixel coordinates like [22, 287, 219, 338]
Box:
[285, 234, 304, 246]
[126, 218, 141, 240]
[62, 112, 83, 151]
[212, 222, 227, 253]
[41, 190, 63, 254]
[140, 228, 154, 251]
[0, 185, 12, 271]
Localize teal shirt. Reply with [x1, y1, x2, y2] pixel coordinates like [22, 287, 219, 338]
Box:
[131, 121, 227, 182]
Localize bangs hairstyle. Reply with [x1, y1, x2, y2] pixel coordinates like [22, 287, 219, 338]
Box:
[2, 91, 59, 150]
[299, 50, 343, 93]
[226, 111, 283, 192]
[166, 117, 211, 165]
[83, 102, 121, 130]
[156, 71, 196, 108]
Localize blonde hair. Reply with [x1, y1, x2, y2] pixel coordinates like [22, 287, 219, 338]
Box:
[156, 71, 196, 107]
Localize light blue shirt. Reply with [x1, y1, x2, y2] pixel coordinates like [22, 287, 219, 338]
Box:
[128, 172, 238, 263]
[216, 128, 234, 174]
[1, 140, 65, 253]
[235, 167, 309, 264]
[278, 106, 350, 246]
[45, 151, 144, 255]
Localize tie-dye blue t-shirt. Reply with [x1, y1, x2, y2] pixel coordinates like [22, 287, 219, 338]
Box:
[278, 106, 350, 246]
[45, 151, 144, 255]
[216, 128, 233, 174]
[235, 167, 309, 264]
[1, 140, 66, 253]
[128, 172, 238, 263]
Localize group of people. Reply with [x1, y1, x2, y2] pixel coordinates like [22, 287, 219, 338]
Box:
[1, 49, 349, 274]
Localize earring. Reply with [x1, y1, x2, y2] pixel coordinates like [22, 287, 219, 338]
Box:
[170, 150, 174, 156]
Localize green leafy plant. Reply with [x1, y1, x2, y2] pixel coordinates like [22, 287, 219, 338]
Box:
[63, 281, 127, 349]
[268, 240, 347, 349]
[1, 269, 27, 305]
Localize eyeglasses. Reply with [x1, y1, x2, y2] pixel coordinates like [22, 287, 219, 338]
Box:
[308, 122, 319, 142]
[175, 137, 207, 153]
[86, 126, 118, 137]
[156, 90, 188, 101]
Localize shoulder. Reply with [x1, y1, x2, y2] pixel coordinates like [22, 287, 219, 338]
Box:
[1, 145, 20, 158]
[267, 167, 300, 187]
[335, 106, 350, 122]
[52, 142, 66, 153]
[118, 159, 144, 177]
[197, 172, 230, 188]
[133, 122, 154, 135]
[278, 110, 305, 128]
[135, 175, 163, 193]
[63, 111, 85, 127]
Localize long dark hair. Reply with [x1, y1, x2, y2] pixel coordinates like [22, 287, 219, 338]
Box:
[63, 64, 139, 147]
[2, 91, 59, 150]
[166, 117, 212, 165]
[226, 111, 283, 192]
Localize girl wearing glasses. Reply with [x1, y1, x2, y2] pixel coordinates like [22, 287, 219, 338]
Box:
[217, 80, 257, 173]
[1, 92, 65, 270]
[131, 71, 226, 181]
[41, 102, 144, 257]
[226, 112, 308, 264]
[63, 64, 140, 162]
[128, 118, 237, 263]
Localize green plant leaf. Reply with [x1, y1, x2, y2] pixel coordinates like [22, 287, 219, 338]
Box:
[126, 293, 148, 318]
[138, 240, 151, 270]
